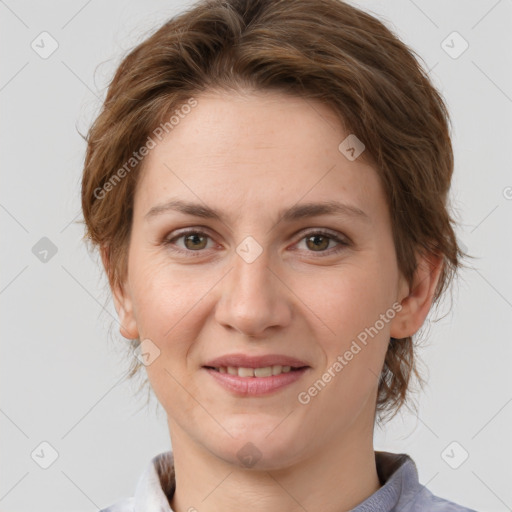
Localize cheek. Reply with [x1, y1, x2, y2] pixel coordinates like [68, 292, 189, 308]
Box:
[129, 260, 208, 412]
[305, 256, 398, 411]
[127, 252, 225, 371]
[309, 261, 397, 344]
[129, 246, 198, 324]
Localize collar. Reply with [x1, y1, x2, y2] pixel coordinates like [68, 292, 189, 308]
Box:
[133, 451, 176, 512]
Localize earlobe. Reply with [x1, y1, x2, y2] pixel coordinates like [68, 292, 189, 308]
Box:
[112, 282, 139, 340]
[100, 246, 139, 340]
[390, 251, 444, 340]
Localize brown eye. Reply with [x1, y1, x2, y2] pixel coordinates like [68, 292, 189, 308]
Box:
[163, 229, 214, 255]
[295, 230, 350, 256]
[183, 232, 208, 250]
[305, 234, 331, 251]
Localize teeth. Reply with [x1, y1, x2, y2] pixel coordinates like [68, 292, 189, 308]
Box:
[272, 365, 282, 375]
[216, 365, 297, 377]
[238, 367, 254, 377]
[254, 366, 272, 377]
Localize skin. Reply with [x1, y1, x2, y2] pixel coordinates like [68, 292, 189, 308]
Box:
[107, 89, 442, 512]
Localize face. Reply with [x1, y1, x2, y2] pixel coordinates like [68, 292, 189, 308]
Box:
[112, 89, 426, 470]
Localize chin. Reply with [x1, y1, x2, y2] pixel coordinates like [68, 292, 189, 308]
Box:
[207, 418, 308, 471]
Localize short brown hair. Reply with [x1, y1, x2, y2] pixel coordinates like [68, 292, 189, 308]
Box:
[81, 0, 467, 421]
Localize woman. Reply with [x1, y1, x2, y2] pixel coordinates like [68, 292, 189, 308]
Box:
[81, 0, 476, 510]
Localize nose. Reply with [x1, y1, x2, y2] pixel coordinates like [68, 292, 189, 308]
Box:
[214, 246, 292, 339]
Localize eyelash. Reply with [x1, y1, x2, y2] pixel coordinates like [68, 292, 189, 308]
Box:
[161, 228, 350, 258]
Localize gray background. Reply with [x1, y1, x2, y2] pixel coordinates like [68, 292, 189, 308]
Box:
[1, 0, 511, 511]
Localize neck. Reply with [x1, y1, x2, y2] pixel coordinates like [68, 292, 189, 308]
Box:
[167, 420, 380, 512]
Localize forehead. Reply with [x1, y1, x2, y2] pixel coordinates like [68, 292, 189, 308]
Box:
[134, 90, 384, 221]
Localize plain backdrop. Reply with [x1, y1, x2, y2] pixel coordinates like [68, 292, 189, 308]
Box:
[1, 0, 511, 511]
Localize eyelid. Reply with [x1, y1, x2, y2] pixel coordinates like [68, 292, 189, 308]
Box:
[163, 227, 218, 254]
[291, 228, 351, 254]
[298, 227, 350, 243]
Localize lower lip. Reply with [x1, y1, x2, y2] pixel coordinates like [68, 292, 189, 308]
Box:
[204, 367, 309, 396]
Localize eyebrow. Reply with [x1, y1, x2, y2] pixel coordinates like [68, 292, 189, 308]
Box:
[144, 199, 370, 224]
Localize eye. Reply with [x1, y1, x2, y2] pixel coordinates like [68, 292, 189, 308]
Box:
[294, 230, 350, 256]
[163, 229, 215, 254]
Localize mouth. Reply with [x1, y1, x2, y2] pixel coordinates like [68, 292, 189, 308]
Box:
[201, 354, 310, 396]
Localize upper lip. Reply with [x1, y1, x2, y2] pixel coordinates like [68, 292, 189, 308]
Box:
[203, 353, 310, 369]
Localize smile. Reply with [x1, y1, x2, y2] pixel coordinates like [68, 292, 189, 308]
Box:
[203, 366, 309, 395]
[207, 365, 302, 377]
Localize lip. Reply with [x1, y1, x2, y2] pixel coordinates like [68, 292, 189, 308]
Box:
[203, 353, 309, 369]
[202, 353, 311, 396]
[204, 367, 309, 396]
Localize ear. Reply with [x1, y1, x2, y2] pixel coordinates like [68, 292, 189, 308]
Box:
[100, 246, 139, 340]
[390, 250, 444, 339]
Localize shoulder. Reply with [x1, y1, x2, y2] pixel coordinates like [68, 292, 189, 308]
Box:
[407, 490, 478, 511]
[375, 451, 478, 512]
